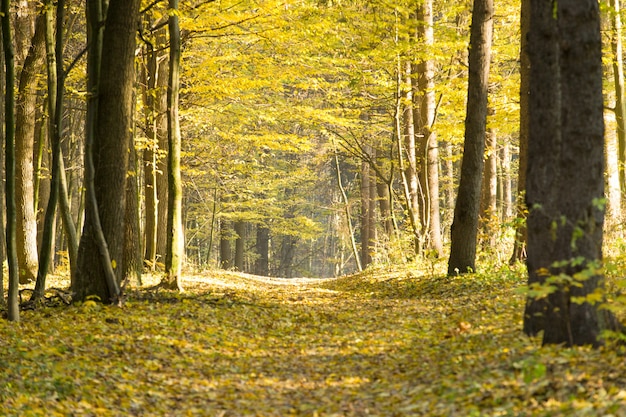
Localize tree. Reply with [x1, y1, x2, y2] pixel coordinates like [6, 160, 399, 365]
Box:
[524, 0, 617, 346]
[447, 0, 493, 275]
[510, 0, 529, 264]
[416, 0, 443, 257]
[73, 0, 140, 303]
[163, 0, 184, 291]
[15, 13, 45, 284]
[2, 0, 19, 321]
[610, 0, 626, 194]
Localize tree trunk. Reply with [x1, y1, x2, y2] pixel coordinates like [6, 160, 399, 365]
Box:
[447, 0, 493, 275]
[234, 220, 245, 271]
[255, 225, 270, 276]
[403, 60, 422, 254]
[416, 0, 443, 257]
[525, 0, 616, 346]
[73, 0, 140, 303]
[123, 134, 142, 285]
[606, 111, 622, 223]
[500, 140, 513, 221]
[510, 0, 530, 264]
[142, 21, 169, 268]
[360, 153, 372, 268]
[32, 0, 64, 303]
[3, 0, 20, 321]
[219, 220, 233, 270]
[163, 0, 184, 291]
[333, 147, 362, 272]
[0, 25, 5, 307]
[480, 128, 498, 247]
[610, 0, 626, 194]
[15, 13, 45, 284]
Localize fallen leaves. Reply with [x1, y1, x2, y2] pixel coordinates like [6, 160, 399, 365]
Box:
[1, 265, 626, 415]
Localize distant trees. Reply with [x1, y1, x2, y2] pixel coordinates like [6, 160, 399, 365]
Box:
[2, 0, 624, 334]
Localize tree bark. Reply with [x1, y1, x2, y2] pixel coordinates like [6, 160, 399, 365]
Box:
[416, 0, 443, 257]
[3, 0, 20, 321]
[73, 0, 140, 303]
[610, 0, 626, 194]
[255, 225, 270, 276]
[32, 0, 64, 303]
[510, 0, 530, 264]
[525, 0, 616, 346]
[480, 128, 498, 247]
[447, 0, 493, 274]
[163, 0, 184, 291]
[15, 13, 45, 284]
[234, 220, 245, 271]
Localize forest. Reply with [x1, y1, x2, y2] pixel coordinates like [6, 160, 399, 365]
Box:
[2, 0, 626, 414]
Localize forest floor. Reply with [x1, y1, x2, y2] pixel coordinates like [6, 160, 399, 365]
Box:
[2, 264, 626, 416]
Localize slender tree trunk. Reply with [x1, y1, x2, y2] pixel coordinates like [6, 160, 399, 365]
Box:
[500, 140, 513, 221]
[15, 14, 45, 284]
[32, 0, 64, 303]
[610, 0, 626, 194]
[416, 0, 443, 257]
[142, 22, 158, 269]
[606, 111, 622, 223]
[3, 0, 19, 321]
[163, 0, 184, 290]
[480, 128, 498, 247]
[403, 60, 422, 254]
[510, 0, 530, 264]
[447, 0, 493, 274]
[333, 148, 362, 272]
[360, 154, 372, 268]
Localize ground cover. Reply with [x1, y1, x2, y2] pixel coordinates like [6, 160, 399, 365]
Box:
[1, 266, 626, 416]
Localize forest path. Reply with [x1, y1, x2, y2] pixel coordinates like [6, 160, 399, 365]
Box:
[5, 267, 622, 416]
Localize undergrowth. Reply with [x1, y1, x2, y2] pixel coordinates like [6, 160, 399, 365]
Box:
[1, 264, 626, 416]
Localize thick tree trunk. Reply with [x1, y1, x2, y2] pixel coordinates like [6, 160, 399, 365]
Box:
[15, 14, 45, 284]
[525, 0, 616, 346]
[447, 0, 493, 275]
[73, 0, 140, 303]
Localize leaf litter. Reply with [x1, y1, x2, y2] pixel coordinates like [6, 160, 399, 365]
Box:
[2, 266, 626, 416]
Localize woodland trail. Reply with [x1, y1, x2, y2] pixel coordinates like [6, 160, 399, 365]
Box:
[3, 267, 626, 416]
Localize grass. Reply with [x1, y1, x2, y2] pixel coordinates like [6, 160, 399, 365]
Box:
[1, 264, 626, 416]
